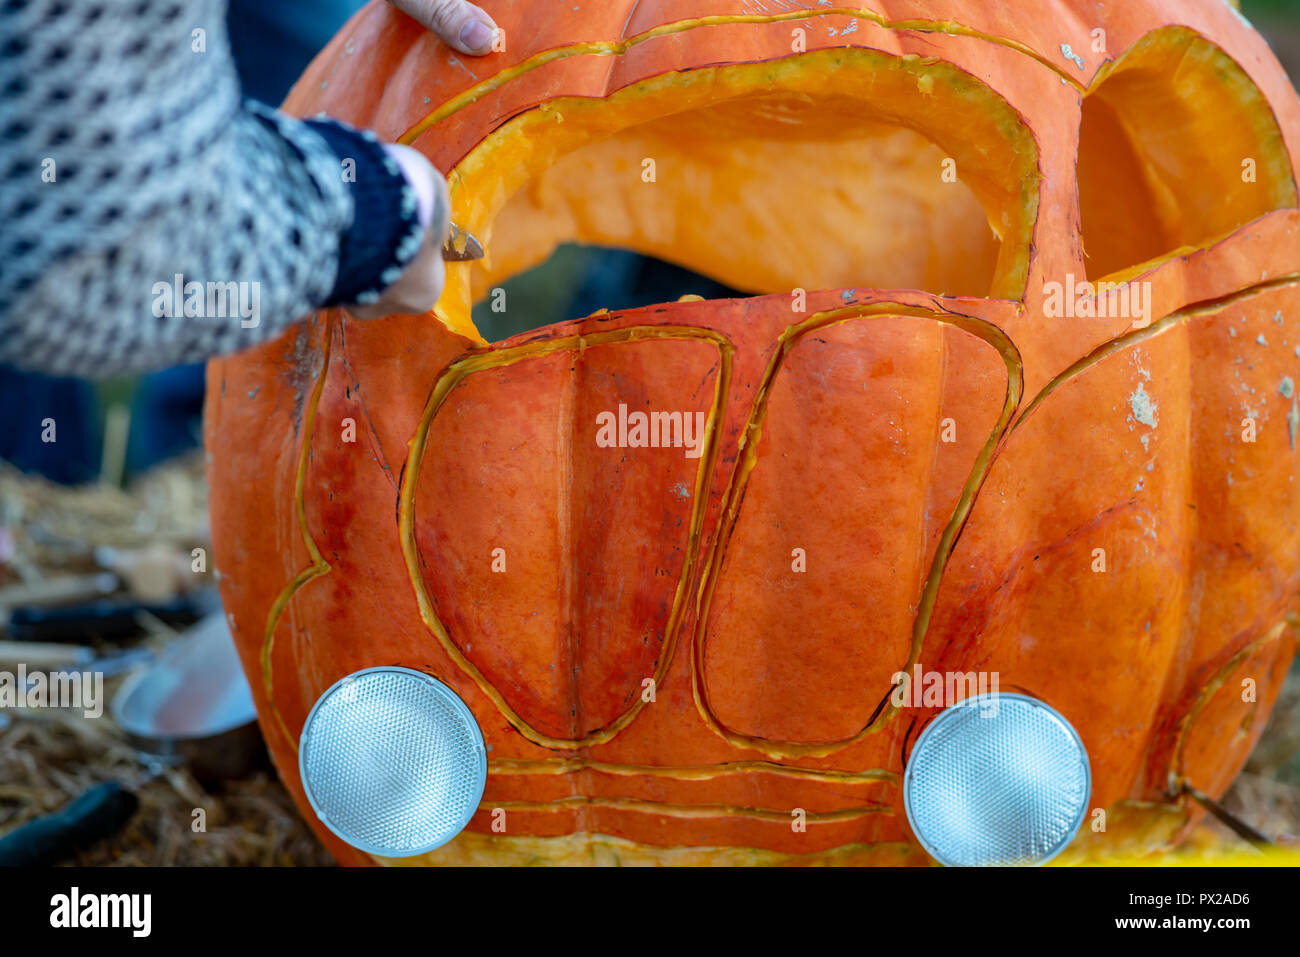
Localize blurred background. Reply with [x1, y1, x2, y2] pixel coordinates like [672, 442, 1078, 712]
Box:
[0, 0, 1298, 866]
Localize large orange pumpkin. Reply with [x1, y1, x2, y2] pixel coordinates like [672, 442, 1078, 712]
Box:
[206, 0, 1300, 865]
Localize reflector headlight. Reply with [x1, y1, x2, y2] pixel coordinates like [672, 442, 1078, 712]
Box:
[299, 667, 486, 857]
[903, 692, 1090, 866]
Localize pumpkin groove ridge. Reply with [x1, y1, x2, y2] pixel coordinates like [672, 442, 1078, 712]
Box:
[396, 5, 1088, 150]
[691, 302, 1023, 757]
[398, 324, 734, 749]
[1166, 617, 1298, 795]
[1011, 274, 1300, 432]
[485, 758, 896, 783]
[260, 315, 336, 752]
[478, 794, 890, 822]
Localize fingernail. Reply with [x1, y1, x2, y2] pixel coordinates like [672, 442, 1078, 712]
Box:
[459, 20, 495, 52]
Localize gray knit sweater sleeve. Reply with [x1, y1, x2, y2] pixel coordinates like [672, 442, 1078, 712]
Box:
[0, 0, 420, 378]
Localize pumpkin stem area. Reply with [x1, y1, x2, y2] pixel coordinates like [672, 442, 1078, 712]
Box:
[434, 48, 1041, 343]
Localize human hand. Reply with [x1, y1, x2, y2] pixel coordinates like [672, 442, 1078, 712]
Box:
[347, 144, 452, 320]
[387, 0, 499, 54]
[350, 3, 495, 319]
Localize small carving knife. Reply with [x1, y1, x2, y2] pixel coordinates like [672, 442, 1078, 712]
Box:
[441, 223, 484, 262]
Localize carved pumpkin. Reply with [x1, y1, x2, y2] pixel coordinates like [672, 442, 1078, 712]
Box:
[206, 0, 1300, 865]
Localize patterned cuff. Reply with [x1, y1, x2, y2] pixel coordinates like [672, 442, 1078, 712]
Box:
[297, 118, 427, 307]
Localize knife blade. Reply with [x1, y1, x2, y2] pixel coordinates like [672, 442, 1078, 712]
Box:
[441, 223, 484, 262]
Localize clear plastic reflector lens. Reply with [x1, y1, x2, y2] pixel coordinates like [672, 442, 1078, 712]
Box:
[903, 692, 1090, 867]
[299, 666, 486, 857]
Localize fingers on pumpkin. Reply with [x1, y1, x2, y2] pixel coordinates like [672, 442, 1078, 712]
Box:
[390, 0, 499, 55]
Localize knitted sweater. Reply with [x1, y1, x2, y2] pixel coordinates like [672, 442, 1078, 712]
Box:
[0, 0, 427, 378]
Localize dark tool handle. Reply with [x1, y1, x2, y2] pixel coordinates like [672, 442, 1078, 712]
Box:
[0, 781, 139, 867]
[1182, 782, 1273, 848]
[7, 595, 200, 641]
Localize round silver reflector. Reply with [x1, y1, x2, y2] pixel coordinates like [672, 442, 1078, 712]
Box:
[903, 692, 1090, 867]
[299, 667, 486, 857]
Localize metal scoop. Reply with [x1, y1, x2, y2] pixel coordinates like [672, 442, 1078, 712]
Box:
[441, 223, 484, 262]
[111, 612, 262, 781]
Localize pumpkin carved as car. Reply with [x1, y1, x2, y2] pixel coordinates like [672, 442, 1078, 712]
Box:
[206, 0, 1300, 864]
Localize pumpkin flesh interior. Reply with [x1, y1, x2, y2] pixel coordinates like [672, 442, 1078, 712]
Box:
[435, 48, 1040, 343]
[1077, 27, 1298, 283]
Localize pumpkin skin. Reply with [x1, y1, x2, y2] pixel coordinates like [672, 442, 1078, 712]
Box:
[205, 0, 1300, 865]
